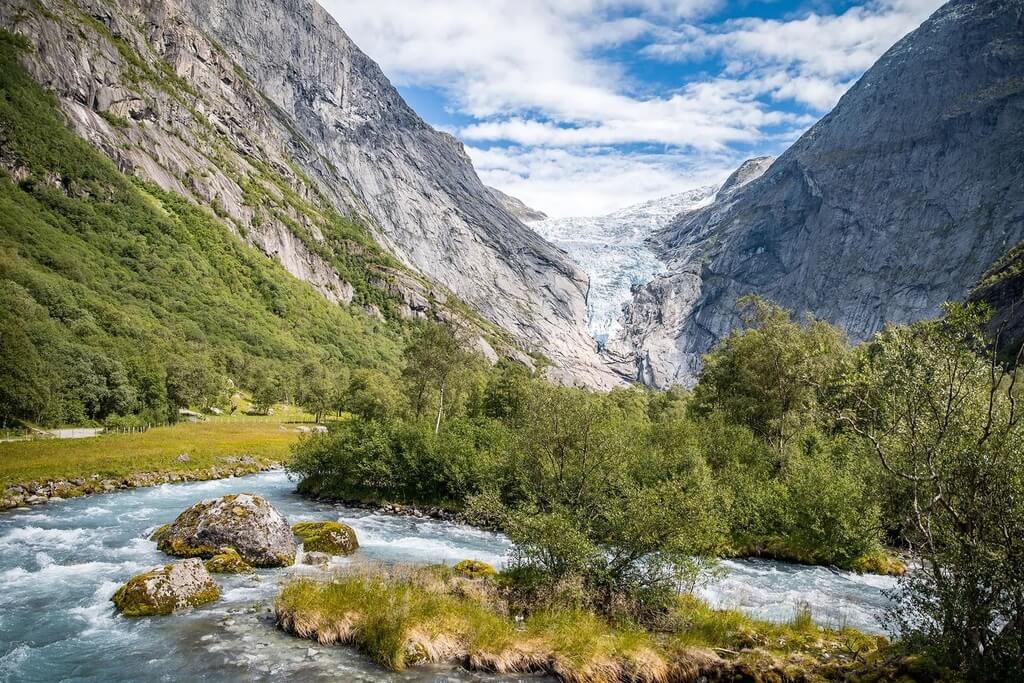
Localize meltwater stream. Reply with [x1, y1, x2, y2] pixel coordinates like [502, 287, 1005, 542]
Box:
[0, 471, 897, 682]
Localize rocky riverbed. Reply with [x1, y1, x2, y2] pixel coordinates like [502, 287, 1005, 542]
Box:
[0, 470, 897, 682]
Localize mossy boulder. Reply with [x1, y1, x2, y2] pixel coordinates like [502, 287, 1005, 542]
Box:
[112, 558, 220, 616]
[158, 493, 296, 567]
[292, 521, 358, 555]
[453, 559, 496, 578]
[204, 547, 253, 574]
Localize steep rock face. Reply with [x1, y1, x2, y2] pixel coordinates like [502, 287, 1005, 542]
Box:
[487, 187, 548, 223]
[612, 0, 1024, 387]
[178, 0, 617, 387]
[1, 0, 618, 387]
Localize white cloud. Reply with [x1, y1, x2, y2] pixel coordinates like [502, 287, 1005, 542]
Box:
[645, 0, 943, 109]
[468, 146, 740, 218]
[321, 0, 944, 215]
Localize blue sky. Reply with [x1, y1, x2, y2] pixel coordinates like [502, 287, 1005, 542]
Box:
[321, 0, 942, 217]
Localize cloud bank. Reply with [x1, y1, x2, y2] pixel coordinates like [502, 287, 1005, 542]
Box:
[322, 0, 943, 217]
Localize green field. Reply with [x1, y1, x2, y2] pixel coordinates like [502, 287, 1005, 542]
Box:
[0, 416, 304, 487]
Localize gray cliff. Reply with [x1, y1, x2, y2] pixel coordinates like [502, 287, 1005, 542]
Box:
[608, 0, 1024, 387]
[1, 0, 619, 387]
[487, 187, 548, 223]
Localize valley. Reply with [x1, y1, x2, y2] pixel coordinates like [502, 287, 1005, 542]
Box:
[0, 0, 1022, 681]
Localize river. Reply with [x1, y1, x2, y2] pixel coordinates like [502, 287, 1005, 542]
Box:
[0, 470, 897, 682]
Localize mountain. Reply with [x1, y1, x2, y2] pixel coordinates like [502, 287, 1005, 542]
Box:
[487, 187, 548, 223]
[0, 0, 620, 388]
[970, 240, 1024, 362]
[0, 29, 408, 425]
[531, 187, 717, 345]
[609, 0, 1024, 387]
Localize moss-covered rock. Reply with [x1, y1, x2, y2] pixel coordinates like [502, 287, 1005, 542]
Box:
[292, 521, 358, 555]
[204, 547, 253, 574]
[149, 523, 170, 542]
[112, 558, 220, 616]
[849, 550, 907, 576]
[158, 493, 296, 567]
[452, 559, 496, 578]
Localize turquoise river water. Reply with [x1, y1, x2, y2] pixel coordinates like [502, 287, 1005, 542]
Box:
[0, 470, 897, 682]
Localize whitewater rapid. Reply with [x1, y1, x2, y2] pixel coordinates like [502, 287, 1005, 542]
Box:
[0, 470, 896, 682]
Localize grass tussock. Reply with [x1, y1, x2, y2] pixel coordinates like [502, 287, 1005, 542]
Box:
[273, 564, 888, 682]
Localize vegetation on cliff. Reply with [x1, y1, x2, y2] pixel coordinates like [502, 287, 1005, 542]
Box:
[0, 30, 409, 428]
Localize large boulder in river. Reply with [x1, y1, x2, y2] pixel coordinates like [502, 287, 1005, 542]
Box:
[292, 521, 358, 555]
[112, 558, 219, 616]
[156, 493, 296, 567]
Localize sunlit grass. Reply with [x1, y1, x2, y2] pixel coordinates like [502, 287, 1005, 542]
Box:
[274, 564, 887, 681]
[0, 416, 301, 486]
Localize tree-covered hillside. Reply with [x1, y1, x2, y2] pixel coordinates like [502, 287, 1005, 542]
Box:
[0, 31, 409, 427]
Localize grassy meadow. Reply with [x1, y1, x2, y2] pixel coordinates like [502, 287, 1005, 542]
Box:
[0, 410, 307, 487]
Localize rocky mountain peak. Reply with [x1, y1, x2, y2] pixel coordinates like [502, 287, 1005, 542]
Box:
[487, 187, 548, 223]
[610, 0, 1024, 388]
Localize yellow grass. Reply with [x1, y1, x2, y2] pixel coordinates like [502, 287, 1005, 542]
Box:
[272, 564, 889, 682]
[0, 418, 302, 487]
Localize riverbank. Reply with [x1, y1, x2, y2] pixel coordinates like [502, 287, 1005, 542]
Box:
[299, 489, 907, 578]
[273, 564, 940, 682]
[0, 420, 300, 510]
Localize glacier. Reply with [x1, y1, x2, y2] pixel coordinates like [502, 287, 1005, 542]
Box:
[530, 187, 717, 346]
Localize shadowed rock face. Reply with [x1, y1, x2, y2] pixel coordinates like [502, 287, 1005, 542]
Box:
[970, 241, 1024, 362]
[0, 0, 620, 388]
[608, 0, 1024, 387]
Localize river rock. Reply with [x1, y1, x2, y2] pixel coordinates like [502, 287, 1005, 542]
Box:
[111, 558, 220, 616]
[204, 547, 254, 574]
[300, 551, 331, 566]
[292, 521, 358, 555]
[158, 493, 296, 567]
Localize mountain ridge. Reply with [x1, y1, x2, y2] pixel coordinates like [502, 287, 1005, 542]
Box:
[611, 0, 1024, 387]
[0, 0, 620, 388]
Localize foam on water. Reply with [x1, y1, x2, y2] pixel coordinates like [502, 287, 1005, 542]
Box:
[0, 469, 895, 682]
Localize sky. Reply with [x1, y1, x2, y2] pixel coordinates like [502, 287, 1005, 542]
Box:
[321, 0, 944, 218]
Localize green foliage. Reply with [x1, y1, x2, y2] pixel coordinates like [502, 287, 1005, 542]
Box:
[693, 296, 847, 456]
[0, 32, 405, 426]
[833, 303, 1024, 679]
[289, 305, 898, 625]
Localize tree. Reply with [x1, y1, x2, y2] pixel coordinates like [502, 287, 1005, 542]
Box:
[401, 321, 482, 432]
[251, 373, 282, 415]
[295, 361, 346, 423]
[166, 354, 223, 411]
[343, 369, 404, 422]
[692, 296, 848, 459]
[835, 303, 1024, 679]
